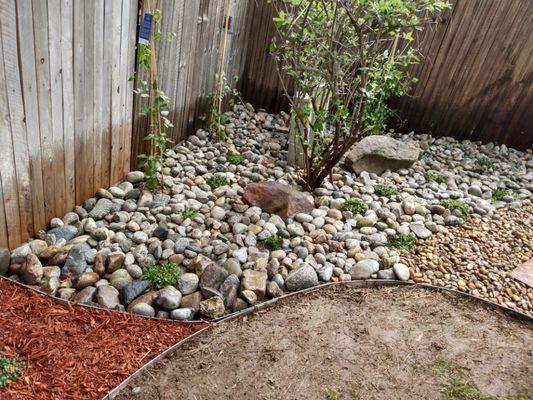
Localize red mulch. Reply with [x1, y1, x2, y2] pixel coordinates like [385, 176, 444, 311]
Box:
[0, 278, 208, 400]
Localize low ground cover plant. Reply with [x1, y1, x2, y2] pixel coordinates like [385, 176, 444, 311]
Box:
[424, 172, 448, 184]
[179, 208, 198, 220]
[227, 153, 245, 165]
[441, 199, 469, 216]
[144, 263, 181, 290]
[343, 197, 368, 215]
[375, 184, 398, 197]
[387, 233, 416, 250]
[475, 156, 495, 170]
[206, 176, 229, 189]
[0, 356, 25, 388]
[263, 234, 283, 251]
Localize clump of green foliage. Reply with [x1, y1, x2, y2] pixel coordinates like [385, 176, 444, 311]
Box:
[430, 356, 491, 400]
[132, 8, 176, 188]
[322, 388, 342, 400]
[202, 75, 241, 139]
[475, 156, 494, 170]
[441, 199, 469, 216]
[343, 198, 368, 215]
[424, 172, 448, 184]
[0, 356, 25, 388]
[144, 263, 181, 290]
[206, 176, 229, 189]
[492, 188, 522, 202]
[375, 184, 398, 197]
[263, 234, 283, 251]
[269, 0, 450, 189]
[387, 233, 416, 250]
[227, 153, 245, 166]
[179, 208, 198, 220]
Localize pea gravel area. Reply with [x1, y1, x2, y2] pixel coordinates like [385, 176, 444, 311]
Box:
[114, 285, 533, 400]
[402, 206, 533, 314]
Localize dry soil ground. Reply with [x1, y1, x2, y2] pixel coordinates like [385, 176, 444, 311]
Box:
[115, 285, 533, 400]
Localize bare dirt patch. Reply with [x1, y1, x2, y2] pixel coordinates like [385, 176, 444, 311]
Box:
[114, 285, 533, 400]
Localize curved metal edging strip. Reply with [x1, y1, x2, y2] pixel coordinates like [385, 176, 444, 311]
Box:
[102, 279, 533, 399]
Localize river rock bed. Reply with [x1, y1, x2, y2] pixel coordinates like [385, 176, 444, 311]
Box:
[1, 104, 531, 319]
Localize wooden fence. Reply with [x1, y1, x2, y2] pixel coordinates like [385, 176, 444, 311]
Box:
[393, 0, 533, 150]
[0, 0, 137, 248]
[131, 0, 288, 164]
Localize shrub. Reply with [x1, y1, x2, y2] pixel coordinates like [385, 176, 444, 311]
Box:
[0, 356, 25, 388]
[492, 188, 510, 201]
[269, 0, 450, 189]
[375, 184, 398, 197]
[387, 233, 416, 250]
[475, 156, 494, 170]
[343, 198, 368, 215]
[441, 199, 469, 216]
[227, 153, 245, 166]
[179, 208, 198, 220]
[206, 176, 229, 189]
[263, 234, 283, 251]
[144, 263, 181, 290]
[424, 172, 448, 184]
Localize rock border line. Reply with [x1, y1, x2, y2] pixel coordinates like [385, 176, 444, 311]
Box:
[102, 279, 533, 400]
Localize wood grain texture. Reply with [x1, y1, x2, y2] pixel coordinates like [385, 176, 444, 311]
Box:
[0, 0, 136, 248]
[392, 0, 533, 150]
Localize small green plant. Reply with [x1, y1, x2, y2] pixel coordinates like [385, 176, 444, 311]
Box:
[179, 208, 198, 220]
[132, 8, 176, 188]
[343, 198, 368, 215]
[424, 172, 448, 184]
[0, 356, 25, 388]
[374, 184, 398, 197]
[475, 156, 494, 170]
[492, 188, 510, 201]
[445, 378, 490, 400]
[263, 234, 283, 251]
[206, 176, 229, 189]
[441, 199, 469, 216]
[387, 233, 416, 250]
[227, 153, 245, 166]
[322, 387, 342, 400]
[144, 263, 181, 290]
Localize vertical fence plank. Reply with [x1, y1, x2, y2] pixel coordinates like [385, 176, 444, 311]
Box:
[61, 0, 75, 211]
[15, 0, 46, 238]
[93, 0, 105, 191]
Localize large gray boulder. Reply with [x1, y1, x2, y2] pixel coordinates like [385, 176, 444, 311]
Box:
[345, 135, 420, 175]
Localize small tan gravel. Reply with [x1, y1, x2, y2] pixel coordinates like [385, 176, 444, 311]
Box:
[402, 206, 533, 314]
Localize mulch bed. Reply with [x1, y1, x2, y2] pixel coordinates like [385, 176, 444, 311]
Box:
[0, 278, 208, 400]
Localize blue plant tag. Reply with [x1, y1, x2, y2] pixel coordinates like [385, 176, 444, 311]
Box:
[139, 13, 153, 44]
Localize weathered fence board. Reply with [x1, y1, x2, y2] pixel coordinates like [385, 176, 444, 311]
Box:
[393, 0, 533, 150]
[131, 0, 289, 166]
[0, 0, 137, 248]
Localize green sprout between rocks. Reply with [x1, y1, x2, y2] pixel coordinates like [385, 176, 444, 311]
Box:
[0, 356, 25, 388]
[374, 184, 398, 197]
[144, 263, 181, 290]
[343, 197, 368, 215]
[441, 199, 469, 216]
[179, 208, 198, 220]
[387, 233, 416, 250]
[206, 176, 229, 189]
[475, 156, 494, 170]
[263, 234, 283, 251]
[424, 172, 448, 184]
[227, 153, 245, 166]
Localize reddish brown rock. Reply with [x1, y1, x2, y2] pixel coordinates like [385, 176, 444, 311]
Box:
[93, 252, 106, 276]
[242, 182, 314, 219]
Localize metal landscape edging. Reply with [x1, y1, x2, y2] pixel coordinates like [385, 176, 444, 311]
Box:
[102, 279, 533, 399]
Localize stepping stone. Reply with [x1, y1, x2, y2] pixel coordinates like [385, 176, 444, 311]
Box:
[510, 258, 533, 288]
